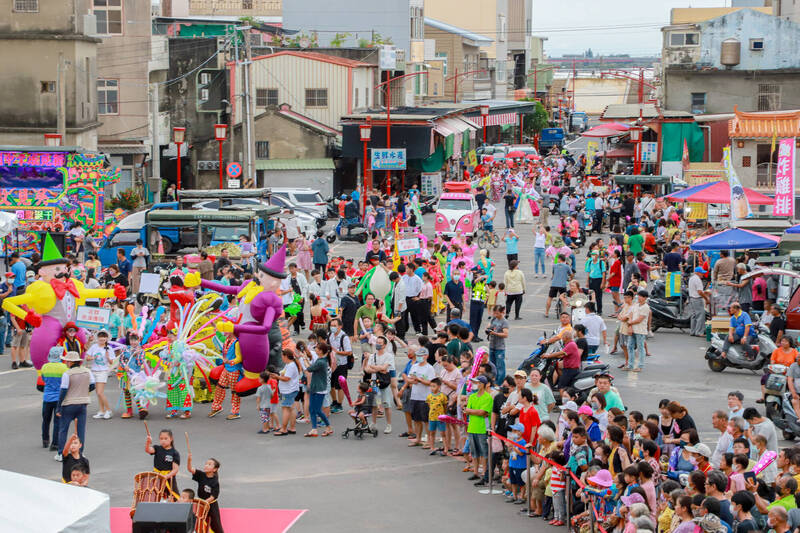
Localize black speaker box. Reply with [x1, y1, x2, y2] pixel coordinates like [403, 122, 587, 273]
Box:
[132, 502, 195, 533]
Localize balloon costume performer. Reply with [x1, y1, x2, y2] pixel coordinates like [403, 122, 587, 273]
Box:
[2, 233, 126, 369]
[183, 245, 288, 396]
[166, 270, 195, 330]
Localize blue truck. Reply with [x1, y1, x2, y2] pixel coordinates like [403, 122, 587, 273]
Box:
[539, 127, 565, 151]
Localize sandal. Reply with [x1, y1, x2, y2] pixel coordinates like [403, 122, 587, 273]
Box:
[304, 432, 319, 437]
[287, 430, 297, 434]
[321, 430, 333, 437]
[180, 413, 192, 419]
[273, 431, 288, 436]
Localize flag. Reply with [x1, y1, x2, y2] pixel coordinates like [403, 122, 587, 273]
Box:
[585, 141, 598, 174]
[681, 138, 690, 171]
[724, 146, 752, 220]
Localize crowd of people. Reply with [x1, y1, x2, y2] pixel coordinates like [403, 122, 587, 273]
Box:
[7, 143, 798, 533]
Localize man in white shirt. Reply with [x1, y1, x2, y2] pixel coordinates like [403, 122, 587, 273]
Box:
[485, 202, 497, 224]
[284, 211, 300, 254]
[579, 301, 607, 354]
[403, 264, 423, 335]
[711, 410, 734, 469]
[365, 338, 395, 433]
[406, 347, 435, 446]
[688, 267, 710, 337]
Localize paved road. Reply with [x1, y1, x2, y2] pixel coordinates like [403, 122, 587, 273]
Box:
[0, 210, 768, 532]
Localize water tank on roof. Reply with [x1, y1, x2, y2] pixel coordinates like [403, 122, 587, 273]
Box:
[721, 38, 741, 67]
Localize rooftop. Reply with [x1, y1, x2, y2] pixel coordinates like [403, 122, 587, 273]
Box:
[600, 104, 692, 121]
[342, 103, 479, 122]
[669, 6, 771, 25]
[728, 106, 800, 138]
[424, 18, 493, 45]
[252, 50, 373, 68]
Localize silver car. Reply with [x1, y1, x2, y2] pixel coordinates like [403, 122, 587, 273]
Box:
[270, 188, 327, 218]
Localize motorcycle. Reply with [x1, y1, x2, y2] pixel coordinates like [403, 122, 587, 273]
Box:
[136, 265, 172, 308]
[763, 364, 800, 440]
[704, 325, 776, 373]
[326, 219, 369, 244]
[518, 333, 610, 403]
[419, 194, 437, 214]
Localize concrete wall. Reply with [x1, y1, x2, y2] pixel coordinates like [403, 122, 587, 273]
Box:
[424, 23, 483, 102]
[283, 0, 411, 53]
[96, 0, 151, 143]
[0, 0, 90, 33]
[664, 69, 800, 114]
[572, 78, 629, 114]
[731, 138, 800, 194]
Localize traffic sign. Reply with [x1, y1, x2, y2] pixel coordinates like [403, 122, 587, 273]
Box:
[227, 179, 241, 189]
[226, 162, 242, 178]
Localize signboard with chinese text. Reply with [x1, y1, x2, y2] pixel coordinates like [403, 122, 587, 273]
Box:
[420, 172, 442, 196]
[774, 138, 795, 217]
[467, 150, 478, 168]
[371, 148, 407, 170]
[641, 142, 659, 163]
[75, 306, 111, 330]
[585, 141, 598, 173]
[396, 237, 421, 256]
[724, 146, 752, 220]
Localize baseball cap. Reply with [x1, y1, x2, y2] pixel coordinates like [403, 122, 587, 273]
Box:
[4, 272, 14, 278]
[685, 443, 712, 458]
[578, 405, 593, 416]
[560, 401, 579, 412]
[508, 422, 525, 432]
[470, 375, 488, 385]
[513, 370, 528, 379]
[415, 346, 429, 357]
[694, 267, 707, 274]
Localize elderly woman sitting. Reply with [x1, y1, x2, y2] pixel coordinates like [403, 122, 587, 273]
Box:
[526, 424, 559, 517]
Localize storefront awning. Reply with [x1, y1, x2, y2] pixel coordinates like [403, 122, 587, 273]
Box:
[341, 124, 433, 159]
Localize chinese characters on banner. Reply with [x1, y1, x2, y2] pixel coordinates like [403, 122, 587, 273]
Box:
[585, 141, 598, 173]
[774, 138, 796, 217]
[371, 148, 407, 170]
[724, 146, 752, 220]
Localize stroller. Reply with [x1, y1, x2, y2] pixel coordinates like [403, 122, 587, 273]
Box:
[341, 383, 379, 440]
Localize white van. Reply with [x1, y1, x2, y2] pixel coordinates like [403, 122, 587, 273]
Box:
[270, 188, 327, 218]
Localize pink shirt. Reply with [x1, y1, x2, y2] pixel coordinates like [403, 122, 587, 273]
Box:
[419, 282, 433, 299]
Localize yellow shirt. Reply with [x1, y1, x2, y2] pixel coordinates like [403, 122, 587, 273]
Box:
[487, 288, 498, 307]
[426, 392, 448, 422]
[658, 508, 674, 533]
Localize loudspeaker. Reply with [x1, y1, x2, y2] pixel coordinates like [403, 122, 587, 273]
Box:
[132, 502, 194, 533]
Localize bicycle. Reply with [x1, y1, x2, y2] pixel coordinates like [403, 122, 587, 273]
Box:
[477, 227, 500, 249]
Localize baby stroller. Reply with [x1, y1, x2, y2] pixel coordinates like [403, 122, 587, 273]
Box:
[341, 383, 379, 440]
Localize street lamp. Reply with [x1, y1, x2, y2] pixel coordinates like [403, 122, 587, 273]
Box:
[480, 104, 490, 145]
[173, 126, 185, 191]
[359, 118, 372, 214]
[214, 124, 227, 189]
[375, 70, 430, 195]
[629, 125, 643, 197]
[44, 133, 62, 147]
[445, 68, 488, 103]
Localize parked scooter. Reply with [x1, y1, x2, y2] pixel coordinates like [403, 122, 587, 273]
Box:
[763, 364, 800, 440]
[704, 325, 776, 373]
[326, 219, 369, 244]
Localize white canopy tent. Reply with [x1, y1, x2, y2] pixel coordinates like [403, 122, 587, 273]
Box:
[0, 469, 110, 532]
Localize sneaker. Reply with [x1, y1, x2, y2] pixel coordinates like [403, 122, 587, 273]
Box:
[42, 439, 49, 449]
[468, 474, 480, 481]
[54, 453, 62, 462]
[11, 362, 17, 370]
[19, 361, 32, 368]
[103, 411, 112, 419]
[226, 413, 240, 420]
[383, 424, 392, 434]
[398, 432, 410, 438]
[92, 412, 104, 419]
[473, 480, 486, 487]
[208, 409, 222, 418]
[49, 444, 58, 452]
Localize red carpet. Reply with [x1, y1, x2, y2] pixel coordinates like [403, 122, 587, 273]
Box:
[111, 507, 306, 532]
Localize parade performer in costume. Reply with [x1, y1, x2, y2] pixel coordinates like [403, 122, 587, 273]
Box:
[209, 332, 242, 420]
[166, 270, 195, 330]
[118, 332, 147, 419]
[57, 322, 84, 355]
[183, 245, 288, 396]
[164, 330, 193, 419]
[2, 233, 126, 369]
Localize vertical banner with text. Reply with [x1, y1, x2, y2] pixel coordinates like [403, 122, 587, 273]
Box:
[774, 138, 796, 217]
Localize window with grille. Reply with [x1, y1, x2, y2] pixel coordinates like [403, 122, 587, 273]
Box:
[669, 32, 699, 47]
[13, 0, 38, 12]
[690, 92, 706, 114]
[305, 88, 328, 107]
[40, 81, 55, 93]
[758, 84, 780, 111]
[242, 0, 253, 9]
[256, 88, 278, 107]
[97, 79, 119, 114]
[94, 0, 122, 35]
[742, 156, 751, 167]
[255, 141, 269, 160]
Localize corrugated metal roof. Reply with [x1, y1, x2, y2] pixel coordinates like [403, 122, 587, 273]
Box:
[600, 104, 692, 120]
[252, 50, 372, 68]
[424, 18, 493, 45]
[256, 158, 335, 170]
[98, 144, 149, 154]
[729, 107, 800, 138]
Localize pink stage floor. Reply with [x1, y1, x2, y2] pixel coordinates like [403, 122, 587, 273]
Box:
[111, 507, 306, 532]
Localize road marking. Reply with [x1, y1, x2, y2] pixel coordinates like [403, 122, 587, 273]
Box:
[0, 368, 34, 376]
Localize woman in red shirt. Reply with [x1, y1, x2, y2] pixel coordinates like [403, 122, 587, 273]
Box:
[514, 388, 541, 445]
[607, 249, 623, 315]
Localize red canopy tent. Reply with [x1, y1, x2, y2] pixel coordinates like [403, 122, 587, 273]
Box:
[665, 181, 774, 205]
[582, 125, 628, 138]
[507, 150, 525, 158]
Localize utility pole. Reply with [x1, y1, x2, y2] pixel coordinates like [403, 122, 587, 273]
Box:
[57, 53, 66, 140]
[229, 27, 237, 165]
[150, 83, 161, 203]
[241, 27, 256, 188]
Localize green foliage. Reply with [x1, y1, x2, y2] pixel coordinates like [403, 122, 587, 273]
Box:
[357, 38, 371, 48]
[521, 100, 550, 136]
[109, 188, 141, 211]
[330, 32, 350, 48]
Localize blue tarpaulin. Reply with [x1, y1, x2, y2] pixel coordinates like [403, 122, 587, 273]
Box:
[690, 228, 780, 251]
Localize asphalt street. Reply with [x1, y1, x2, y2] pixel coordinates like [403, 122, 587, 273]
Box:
[0, 209, 769, 532]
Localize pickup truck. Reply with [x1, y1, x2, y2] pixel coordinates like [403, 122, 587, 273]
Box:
[539, 127, 565, 150]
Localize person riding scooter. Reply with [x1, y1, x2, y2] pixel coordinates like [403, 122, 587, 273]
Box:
[542, 328, 582, 389]
[720, 302, 757, 360]
[343, 196, 360, 235]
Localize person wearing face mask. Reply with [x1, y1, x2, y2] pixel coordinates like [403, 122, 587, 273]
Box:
[505, 422, 528, 504]
[328, 318, 352, 414]
[711, 411, 733, 469]
[668, 429, 700, 480]
[405, 347, 435, 447]
[730, 491, 757, 533]
[750, 474, 797, 516]
[364, 336, 394, 435]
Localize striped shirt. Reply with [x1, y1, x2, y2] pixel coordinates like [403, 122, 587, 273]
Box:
[550, 468, 566, 492]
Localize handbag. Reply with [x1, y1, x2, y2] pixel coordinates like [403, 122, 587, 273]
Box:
[376, 371, 391, 389]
